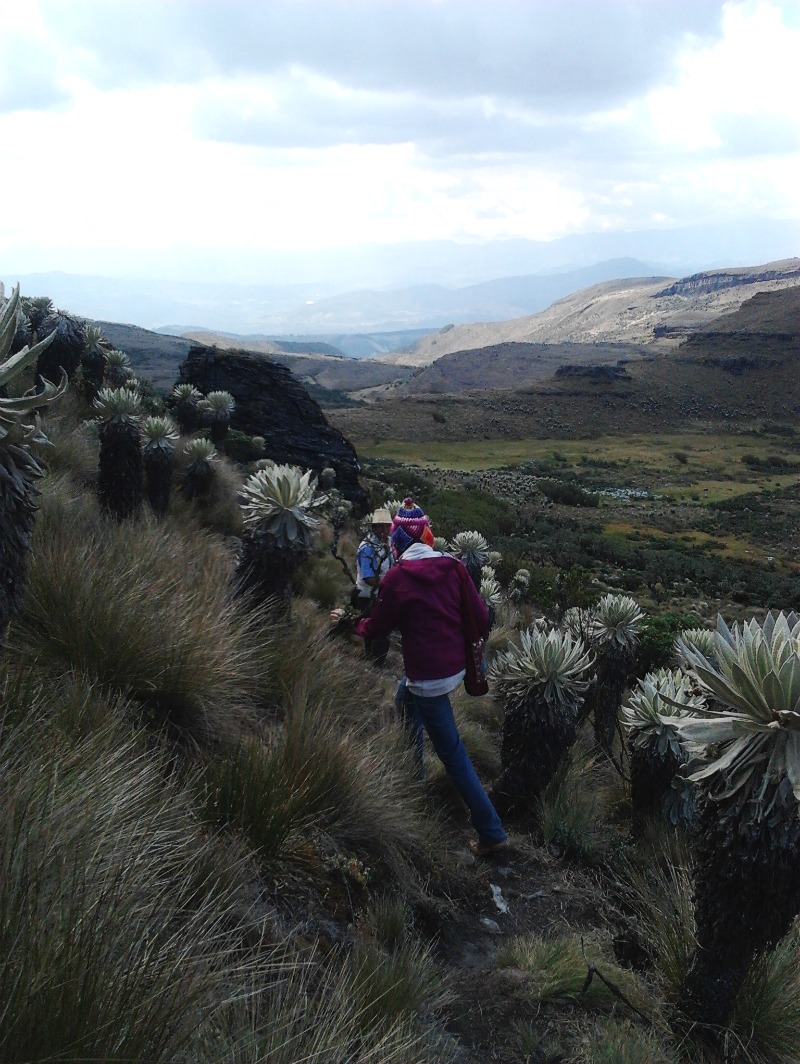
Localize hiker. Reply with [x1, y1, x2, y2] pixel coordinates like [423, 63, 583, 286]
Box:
[351, 507, 393, 665]
[331, 497, 507, 857]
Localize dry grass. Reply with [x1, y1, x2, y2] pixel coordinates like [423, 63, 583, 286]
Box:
[0, 678, 257, 1063]
[202, 946, 453, 1063]
[536, 731, 626, 862]
[11, 474, 274, 744]
[496, 930, 656, 1016]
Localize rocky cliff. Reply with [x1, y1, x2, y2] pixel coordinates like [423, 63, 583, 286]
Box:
[177, 344, 368, 513]
[655, 259, 800, 299]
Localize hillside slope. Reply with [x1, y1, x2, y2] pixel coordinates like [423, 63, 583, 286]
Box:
[386, 259, 800, 367]
[330, 286, 800, 442]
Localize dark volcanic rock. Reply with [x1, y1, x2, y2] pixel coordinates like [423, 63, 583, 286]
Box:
[554, 363, 631, 381]
[177, 344, 368, 514]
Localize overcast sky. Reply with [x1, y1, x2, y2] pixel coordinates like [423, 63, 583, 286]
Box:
[1, 0, 798, 284]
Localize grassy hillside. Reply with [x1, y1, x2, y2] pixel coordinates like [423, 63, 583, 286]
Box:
[4, 285, 800, 1064]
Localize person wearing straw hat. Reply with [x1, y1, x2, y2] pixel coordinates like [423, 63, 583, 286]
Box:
[350, 507, 393, 664]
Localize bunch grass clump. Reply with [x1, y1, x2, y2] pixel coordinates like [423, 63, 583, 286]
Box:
[536, 736, 622, 862]
[276, 679, 435, 865]
[0, 687, 255, 1063]
[204, 947, 450, 1063]
[496, 931, 655, 1015]
[10, 476, 272, 743]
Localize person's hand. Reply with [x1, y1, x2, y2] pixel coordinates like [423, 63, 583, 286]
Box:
[330, 607, 346, 624]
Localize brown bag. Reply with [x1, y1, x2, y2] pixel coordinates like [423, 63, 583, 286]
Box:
[453, 561, 489, 697]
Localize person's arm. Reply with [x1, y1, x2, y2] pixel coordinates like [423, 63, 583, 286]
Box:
[354, 572, 400, 640]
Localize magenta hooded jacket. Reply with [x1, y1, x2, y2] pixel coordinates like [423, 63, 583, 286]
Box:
[354, 553, 489, 682]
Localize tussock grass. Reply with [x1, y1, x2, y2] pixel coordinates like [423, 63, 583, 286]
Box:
[199, 735, 314, 863]
[11, 476, 273, 744]
[496, 931, 656, 1015]
[199, 674, 435, 872]
[729, 931, 800, 1064]
[0, 687, 256, 1063]
[536, 732, 624, 861]
[204, 948, 452, 1063]
[277, 679, 435, 863]
[573, 1018, 676, 1063]
[40, 406, 100, 486]
[617, 827, 696, 994]
[359, 895, 413, 952]
[262, 597, 393, 727]
[349, 937, 452, 1030]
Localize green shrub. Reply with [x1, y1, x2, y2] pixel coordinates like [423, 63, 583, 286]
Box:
[539, 479, 600, 507]
[741, 452, 800, 472]
[425, 487, 516, 539]
[635, 613, 697, 676]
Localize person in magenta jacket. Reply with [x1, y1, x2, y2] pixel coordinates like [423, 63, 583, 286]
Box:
[334, 498, 507, 856]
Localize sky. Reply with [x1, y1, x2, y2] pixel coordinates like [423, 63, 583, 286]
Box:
[1, 0, 799, 287]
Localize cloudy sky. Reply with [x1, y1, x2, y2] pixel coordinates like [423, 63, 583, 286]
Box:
[1, 0, 798, 285]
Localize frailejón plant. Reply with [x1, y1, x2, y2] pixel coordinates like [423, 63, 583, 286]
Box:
[479, 574, 502, 609]
[236, 464, 328, 610]
[0, 284, 64, 636]
[142, 415, 179, 517]
[586, 593, 645, 748]
[94, 387, 143, 521]
[489, 627, 594, 816]
[675, 627, 717, 666]
[103, 349, 132, 389]
[449, 530, 489, 588]
[621, 668, 705, 828]
[81, 324, 109, 400]
[171, 383, 203, 434]
[198, 390, 235, 445]
[666, 612, 800, 1033]
[181, 437, 217, 501]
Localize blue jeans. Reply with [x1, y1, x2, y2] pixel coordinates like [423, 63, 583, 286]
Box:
[395, 679, 506, 847]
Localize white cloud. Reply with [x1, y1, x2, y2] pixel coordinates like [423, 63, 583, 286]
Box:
[0, 0, 797, 282]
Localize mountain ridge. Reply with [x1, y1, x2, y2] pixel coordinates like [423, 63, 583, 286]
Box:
[383, 258, 800, 367]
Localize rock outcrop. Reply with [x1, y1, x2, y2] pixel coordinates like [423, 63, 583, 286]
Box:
[177, 344, 368, 514]
[655, 260, 800, 299]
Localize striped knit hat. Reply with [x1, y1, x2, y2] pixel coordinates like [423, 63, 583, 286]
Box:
[390, 497, 431, 555]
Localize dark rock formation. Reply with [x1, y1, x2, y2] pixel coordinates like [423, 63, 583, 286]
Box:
[554, 363, 631, 381]
[177, 344, 368, 514]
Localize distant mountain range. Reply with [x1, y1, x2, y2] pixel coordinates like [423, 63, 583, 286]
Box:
[4, 216, 798, 336]
[91, 257, 800, 411]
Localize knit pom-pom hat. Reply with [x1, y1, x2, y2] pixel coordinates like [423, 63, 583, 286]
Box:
[390, 496, 431, 555]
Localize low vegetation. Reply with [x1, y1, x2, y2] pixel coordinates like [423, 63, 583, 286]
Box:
[3, 283, 800, 1063]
